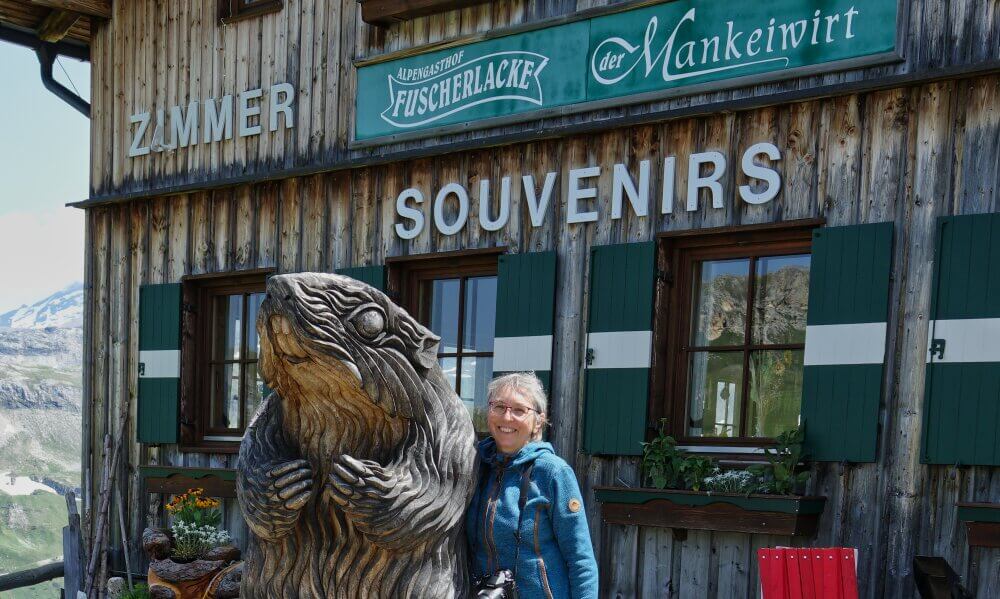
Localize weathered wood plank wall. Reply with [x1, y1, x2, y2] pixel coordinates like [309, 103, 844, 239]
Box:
[87, 0, 1000, 200]
[82, 74, 1000, 598]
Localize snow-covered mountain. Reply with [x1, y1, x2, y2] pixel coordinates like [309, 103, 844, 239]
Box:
[0, 286, 83, 575]
[0, 282, 83, 330]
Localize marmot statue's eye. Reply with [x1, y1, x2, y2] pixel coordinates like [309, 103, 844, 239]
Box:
[353, 309, 385, 339]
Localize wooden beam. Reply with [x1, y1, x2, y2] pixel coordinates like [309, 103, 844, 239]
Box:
[360, 0, 490, 26]
[0, 562, 65, 592]
[28, 0, 110, 19]
[37, 9, 82, 43]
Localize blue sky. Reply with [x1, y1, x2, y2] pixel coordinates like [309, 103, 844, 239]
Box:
[0, 41, 90, 313]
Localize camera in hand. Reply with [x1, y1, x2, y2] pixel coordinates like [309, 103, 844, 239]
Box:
[473, 569, 517, 599]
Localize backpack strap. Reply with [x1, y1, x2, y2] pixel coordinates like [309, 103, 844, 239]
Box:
[511, 462, 535, 577]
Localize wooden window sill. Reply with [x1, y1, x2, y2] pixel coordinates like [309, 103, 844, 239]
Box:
[594, 486, 826, 537]
[360, 0, 491, 26]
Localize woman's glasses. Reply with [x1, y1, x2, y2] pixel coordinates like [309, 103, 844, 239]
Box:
[488, 401, 537, 420]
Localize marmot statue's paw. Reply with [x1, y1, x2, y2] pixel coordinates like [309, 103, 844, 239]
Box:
[240, 458, 314, 540]
[327, 455, 411, 539]
[267, 459, 314, 511]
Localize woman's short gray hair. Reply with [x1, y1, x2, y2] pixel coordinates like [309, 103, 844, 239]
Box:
[488, 372, 548, 424]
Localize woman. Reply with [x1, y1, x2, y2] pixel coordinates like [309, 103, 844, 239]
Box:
[466, 372, 599, 598]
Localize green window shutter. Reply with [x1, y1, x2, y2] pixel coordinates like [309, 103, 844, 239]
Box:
[801, 222, 894, 462]
[138, 283, 182, 444]
[336, 266, 387, 291]
[923, 213, 1000, 465]
[493, 252, 557, 391]
[583, 242, 655, 456]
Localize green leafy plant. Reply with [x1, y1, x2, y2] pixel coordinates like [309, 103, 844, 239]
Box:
[119, 583, 152, 599]
[680, 456, 718, 492]
[750, 425, 810, 495]
[640, 419, 686, 489]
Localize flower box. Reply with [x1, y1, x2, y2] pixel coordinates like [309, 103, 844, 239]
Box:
[956, 503, 1000, 548]
[593, 486, 826, 536]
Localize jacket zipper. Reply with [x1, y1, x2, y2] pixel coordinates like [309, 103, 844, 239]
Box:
[483, 458, 509, 574]
[534, 504, 554, 599]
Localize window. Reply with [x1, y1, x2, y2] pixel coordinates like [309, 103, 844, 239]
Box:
[218, 0, 283, 23]
[659, 226, 814, 445]
[393, 251, 500, 433]
[181, 271, 269, 451]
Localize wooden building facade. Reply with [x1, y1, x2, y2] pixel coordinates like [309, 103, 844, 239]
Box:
[68, 0, 1000, 596]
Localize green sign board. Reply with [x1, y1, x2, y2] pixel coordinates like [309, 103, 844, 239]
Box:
[355, 0, 898, 143]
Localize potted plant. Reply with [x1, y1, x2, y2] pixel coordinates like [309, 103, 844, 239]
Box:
[142, 488, 243, 599]
[594, 422, 826, 536]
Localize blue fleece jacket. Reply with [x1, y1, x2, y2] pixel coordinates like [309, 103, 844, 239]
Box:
[466, 439, 599, 599]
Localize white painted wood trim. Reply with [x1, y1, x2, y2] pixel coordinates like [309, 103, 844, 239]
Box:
[493, 335, 553, 372]
[804, 323, 887, 366]
[587, 330, 652, 369]
[138, 350, 180, 378]
[927, 318, 1000, 363]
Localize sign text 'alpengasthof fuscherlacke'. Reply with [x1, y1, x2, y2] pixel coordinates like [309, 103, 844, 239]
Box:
[355, 0, 898, 142]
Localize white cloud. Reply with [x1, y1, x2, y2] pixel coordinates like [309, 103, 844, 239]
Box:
[0, 208, 84, 313]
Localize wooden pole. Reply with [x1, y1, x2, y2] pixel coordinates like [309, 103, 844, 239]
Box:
[0, 562, 65, 592]
[116, 485, 134, 590]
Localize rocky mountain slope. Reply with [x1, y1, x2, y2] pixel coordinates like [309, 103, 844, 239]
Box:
[0, 285, 83, 582]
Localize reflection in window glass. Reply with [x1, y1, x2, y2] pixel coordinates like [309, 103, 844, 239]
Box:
[211, 363, 240, 429]
[749, 350, 804, 437]
[244, 362, 264, 423]
[687, 351, 744, 438]
[246, 292, 265, 359]
[429, 279, 461, 353]
[213, 295, 243, 360]
[439, 356, 458, 397]
[691, 259, 749, 347]
[463, 276, 497, 352]
[752, 255, 810, 344]
[461, 356, 494, 432]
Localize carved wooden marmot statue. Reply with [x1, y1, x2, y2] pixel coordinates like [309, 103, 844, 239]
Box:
[236, 273, 477, 598]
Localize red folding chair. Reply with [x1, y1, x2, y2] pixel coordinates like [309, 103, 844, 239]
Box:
[758, 547, 859, 599]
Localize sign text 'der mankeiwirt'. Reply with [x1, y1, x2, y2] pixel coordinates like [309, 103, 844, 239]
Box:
[393, 143, 782, 239]
[356, 0, 897, 141]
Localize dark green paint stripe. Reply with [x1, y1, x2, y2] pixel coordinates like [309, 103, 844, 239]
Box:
[593, 488, 827, 515]
[139, 466, 238, 481]
[807, 223, 893, 326]
[957, 505, 1000, 524]
[137, 378, 179, 444]
[138, 284, 181, 351]
[801, 364, 881, 462]
[588, 242, 655, 334]
[495, 252, 556, 338]
[583, 368, 648, 456]
[923, 363, 1000, 465]
[336, 266, 387, 291]
[932, 213, 1000, 319]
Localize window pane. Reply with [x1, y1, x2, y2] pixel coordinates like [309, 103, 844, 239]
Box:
[752, 254, 811, 345]
[691, 259, 749, 347]
[246, 292, 266, 360]
[439, 356, 458, 393]
[210, 363, 241, 430]
[687, 351, 744, 438]
[460, 356, 493, 433]
[749, 350, 804, 438]
[244, 362, 265, 425]
[428, 279, 461, 354]
[213, 295, 243, 361]
[463, 276, 497, 352]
